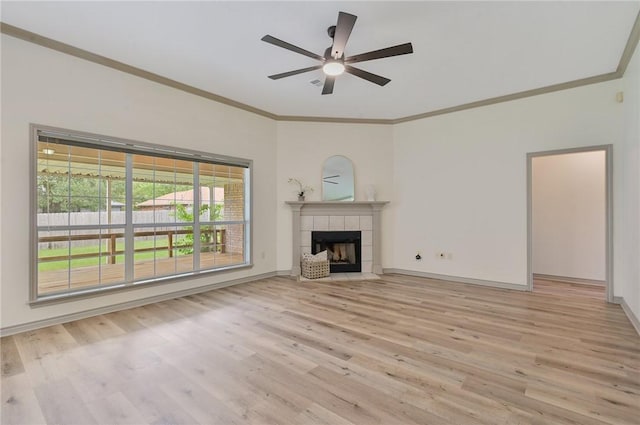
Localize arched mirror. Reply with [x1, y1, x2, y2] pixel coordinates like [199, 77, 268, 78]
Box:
[322, 155, 355, 201]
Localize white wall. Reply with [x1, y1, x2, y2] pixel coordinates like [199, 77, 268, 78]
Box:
[392, 80, 625, 287]
[618, 43, 640, 323]
[532, 151, 606, 281]
[275, 122, 394, 272]
[0, 39, 3, 319]
[0, 35, 278, 330]
[2, 31, 639, 332]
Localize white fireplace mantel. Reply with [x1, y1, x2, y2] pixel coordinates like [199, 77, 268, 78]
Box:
[286, 201, 388, 277]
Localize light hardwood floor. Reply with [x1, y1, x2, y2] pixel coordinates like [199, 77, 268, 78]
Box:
[533, 277, 606, 300]
[2, 274, 639, 424]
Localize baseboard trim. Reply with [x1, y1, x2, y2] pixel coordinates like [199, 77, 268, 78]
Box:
[533, 273, 606, 286]
[0, 271, 276, 337]
[276, 269, 293, 277]
[383, 268, 528, 291]
[613, 296, 640, 336]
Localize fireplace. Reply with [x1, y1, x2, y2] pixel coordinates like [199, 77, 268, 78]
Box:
[312, 231, 361, 273]
[286, 201, 388, 277]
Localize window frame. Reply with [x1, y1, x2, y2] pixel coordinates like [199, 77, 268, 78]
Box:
[30, 124, 253, 304]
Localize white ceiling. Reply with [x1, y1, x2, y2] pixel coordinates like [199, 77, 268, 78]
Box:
[2, 1, 638, 120]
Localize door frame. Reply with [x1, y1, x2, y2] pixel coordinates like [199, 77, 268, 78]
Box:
[526, 144, 613, 302]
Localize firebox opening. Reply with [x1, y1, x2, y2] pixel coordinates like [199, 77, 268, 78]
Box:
[312, 231, 361, 273]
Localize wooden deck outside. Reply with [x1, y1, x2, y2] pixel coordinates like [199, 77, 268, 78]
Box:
[38, 251, 244, 295]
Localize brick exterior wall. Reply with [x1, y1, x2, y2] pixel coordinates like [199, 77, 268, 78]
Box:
[223, 183, 244, 255]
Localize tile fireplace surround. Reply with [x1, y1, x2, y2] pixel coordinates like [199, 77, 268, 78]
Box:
[286, 201, 388, 278]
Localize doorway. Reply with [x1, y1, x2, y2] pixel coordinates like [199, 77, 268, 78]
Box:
[527, 145, 613, 302]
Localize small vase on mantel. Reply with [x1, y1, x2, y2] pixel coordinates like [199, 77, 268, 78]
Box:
[364, 184, 376, 201]
[298, 194, 305, 202]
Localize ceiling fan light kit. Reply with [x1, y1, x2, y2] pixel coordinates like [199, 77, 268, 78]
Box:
[322, 61, 345, 76]
[261, 11, 413, 95]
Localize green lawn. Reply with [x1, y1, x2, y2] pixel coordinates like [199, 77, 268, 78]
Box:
[38, 239, 181, 271]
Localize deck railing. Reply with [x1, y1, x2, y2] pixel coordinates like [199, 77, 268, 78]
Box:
[38, 229, 226, 264]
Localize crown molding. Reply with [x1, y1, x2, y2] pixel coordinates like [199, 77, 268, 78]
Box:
[0, 22, 278, 121]
[617, 8, 640, 75]
[274, 115, 393, 125]
[392, 71, 619, 124]
[2, 10, 639, 125]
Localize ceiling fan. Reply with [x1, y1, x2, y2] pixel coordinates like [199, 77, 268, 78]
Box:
[261, 11, 413, 95]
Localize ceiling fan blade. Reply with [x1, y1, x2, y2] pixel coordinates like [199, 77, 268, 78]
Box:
[345, 43, 414, 64]
[268, 65, 323, 80]
[330, 12, 357, 59]
[261, 35, 324, 61]
[345, 65, 391, 86]
[322, 76, 335, 95]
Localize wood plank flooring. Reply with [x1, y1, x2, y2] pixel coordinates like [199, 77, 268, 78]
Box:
[2, 274, 639, 424]
[533, 277, 606, 300]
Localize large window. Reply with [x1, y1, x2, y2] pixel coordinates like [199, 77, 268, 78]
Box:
[33, 126, 251, 301]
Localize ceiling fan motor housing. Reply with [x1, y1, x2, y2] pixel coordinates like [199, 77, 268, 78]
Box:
[324, 46, 338, 60]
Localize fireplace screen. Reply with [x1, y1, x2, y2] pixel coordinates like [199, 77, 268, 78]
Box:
[312, 231, 361, 273]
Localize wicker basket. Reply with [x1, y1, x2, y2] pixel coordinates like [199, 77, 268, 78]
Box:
[301, 258, 330, 279]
